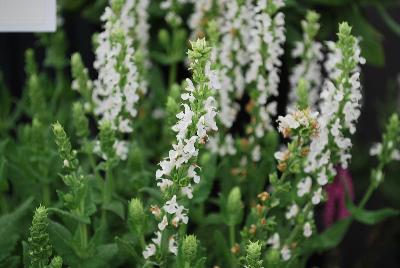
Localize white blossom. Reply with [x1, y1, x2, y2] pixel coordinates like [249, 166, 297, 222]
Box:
[303, 222, 312, 237]
[281, 246, 291, 261]
[143, 244, 156, 259]
[285, 204, 299, 219]
[311, 188, 323, 205]
[158, 215, 168, 231]
[267, 233, 280, 249]
[297, 177, 312, 197]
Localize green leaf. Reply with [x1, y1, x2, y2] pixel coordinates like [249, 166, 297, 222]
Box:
[103, 200, 125, 219]
[347, 200, 399, 225]
[115, 237, 143, 264]
[0, 197, 33, 259]
[302, 217, 352, 254]
[213, 231, 235, 267]
[194, 257, 207, 268]
[377, 5, 400, 36]
[82, 244, 118, 268]
[48, 220, 80, 266]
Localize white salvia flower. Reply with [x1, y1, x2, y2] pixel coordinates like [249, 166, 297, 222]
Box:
[168, 236, 178, 255]
[143, 244, 156, 259]
[303, 222, 312, 237]
[277, 114, 300, 132]
[181, 185, 193, 199]
[252, 145, 261, 162]
[285, 204, 299, 219]
[281, 246, 291, 261]
[297, 177, 312, 197]
[158, 215, 168, 231]
[391, 149, 400, 161]
[267, 233, 280, 249]
[369, 142, 382, 156]
[311, 188, 323, 205]
[164, 195, 179, 214]
[63, 159, 69, 168]
[188, 165, 201, 184]
[317, 169, 328, 186]
[152, 231, 162, 246]
[113, 140, 129, 161]
[172, 205, 189, 226]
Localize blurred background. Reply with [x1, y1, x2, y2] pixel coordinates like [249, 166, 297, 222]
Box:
[0, 1, 399, 267]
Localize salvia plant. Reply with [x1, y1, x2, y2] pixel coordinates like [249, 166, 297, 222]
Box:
[0, 0, 399, 268]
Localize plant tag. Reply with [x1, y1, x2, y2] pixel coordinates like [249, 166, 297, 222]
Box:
[0, 0, 56, 32]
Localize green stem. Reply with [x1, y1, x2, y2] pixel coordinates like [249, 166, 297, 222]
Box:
[184, 262, 191, 268]
[77, 199, 88, 257]
[168, 63, 177, 90]
[229, 224, 235, 247]
[0, 195, 8, 213]
[358, 183, 375, 209]
[42, 184, 50, 206]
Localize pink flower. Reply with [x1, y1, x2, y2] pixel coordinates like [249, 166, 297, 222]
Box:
[323, 166, 354, 227]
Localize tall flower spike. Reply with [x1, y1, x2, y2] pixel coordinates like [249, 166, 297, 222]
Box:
[91, 0, 147, 160]
[245, 0, 285, 162]
[369, 113, 400, 187]
[144, 38, 218, 260]
[71, 53, 93, 108]
[306, 22, 365, 181]
[288, 10, 323, 111]
[52, 121, 78, 171]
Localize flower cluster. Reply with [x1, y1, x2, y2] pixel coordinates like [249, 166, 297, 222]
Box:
[261, 23, 365, 263]
[143, 38, 219, 259]
[85, 0, 149, 160]
[288, 10, 323, 111]
[245, 0, 285, 162]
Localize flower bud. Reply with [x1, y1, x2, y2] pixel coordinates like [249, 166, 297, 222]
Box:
[52, 121, 77, 169]
[226, 187, 243, 226]
[72, 102, 89, 139]
[111, 0, 124, 15]
[245, 241, 263, 268]
[28, 74, 45, 118]
[49, 256, 63, 268]
[28, 206, 52, 267]
[182, 235, 198, 264]
[128, 198, 145, 233]
[265, 249, 280, 266]
[158, 29, 170, 49]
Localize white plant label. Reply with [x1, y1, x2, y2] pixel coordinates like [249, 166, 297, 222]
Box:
[0, 0, 56, 32]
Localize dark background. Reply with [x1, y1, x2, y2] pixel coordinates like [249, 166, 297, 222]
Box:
[0, 5, 399, 268]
